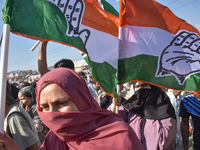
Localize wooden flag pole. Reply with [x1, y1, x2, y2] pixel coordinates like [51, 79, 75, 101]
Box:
[0, 24, 10, 133]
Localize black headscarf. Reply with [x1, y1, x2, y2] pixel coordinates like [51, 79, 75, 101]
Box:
[122, 84, 176, 120]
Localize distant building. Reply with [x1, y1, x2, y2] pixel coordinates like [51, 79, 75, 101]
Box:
[74, 59, 89, 72]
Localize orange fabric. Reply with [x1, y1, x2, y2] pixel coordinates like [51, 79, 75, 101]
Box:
[86, 0, 101, 8]
[194, 90, 200, 98]
[119, 0, 200, 36]
[82, 0, 119, 37]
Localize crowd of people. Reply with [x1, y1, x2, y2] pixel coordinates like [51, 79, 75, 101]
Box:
[0, 41, 199, 150]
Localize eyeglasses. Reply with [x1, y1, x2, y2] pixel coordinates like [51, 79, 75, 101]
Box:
[134, 83, 149, 89]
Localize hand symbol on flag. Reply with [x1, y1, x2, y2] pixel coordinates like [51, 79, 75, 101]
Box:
[52, 0, 90, 45]
[156, 31, 200, 85]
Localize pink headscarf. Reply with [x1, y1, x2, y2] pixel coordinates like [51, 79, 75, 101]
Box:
[36, 68, 142, 150]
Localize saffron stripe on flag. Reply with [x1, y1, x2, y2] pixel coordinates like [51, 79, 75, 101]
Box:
[118, 0, 200, 96]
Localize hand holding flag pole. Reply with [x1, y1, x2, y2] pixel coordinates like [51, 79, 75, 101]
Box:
[115, 84, 121, 114]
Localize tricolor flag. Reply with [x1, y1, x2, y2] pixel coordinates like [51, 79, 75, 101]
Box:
[3, 0, 200, 97]
[2, 0, 120, 97]
[118, 0, 200, 96]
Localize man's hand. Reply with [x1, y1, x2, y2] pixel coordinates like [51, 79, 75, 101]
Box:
[113, 96, 121, 106]
[110, 96, 121, 114]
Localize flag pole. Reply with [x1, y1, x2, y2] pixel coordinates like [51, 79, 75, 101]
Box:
[30, 40, 40, 51]
[0, 24, 10, 133]
[116, 84, 121, 114]
[98, 0, 104, 9]
[0, 31, 3, 46]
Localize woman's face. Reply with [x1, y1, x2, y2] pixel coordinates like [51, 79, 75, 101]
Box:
[39, 83, 80, 112]
[134, 81, 151, 92]
[18, 93, 32, 107]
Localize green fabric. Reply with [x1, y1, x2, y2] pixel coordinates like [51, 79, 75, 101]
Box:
[3, 0, 199, 96]
[2, 0, 86, 53]
[81, 0, 119, 97]
[91, 61, 118, 97]
[118, 54, 200, 92]
[2, 0, 119, 97]
[101, 0, 119, 17]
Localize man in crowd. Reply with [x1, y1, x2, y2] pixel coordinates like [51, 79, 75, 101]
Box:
[167, 89, 182, 149]
[179, 93, 200, 150]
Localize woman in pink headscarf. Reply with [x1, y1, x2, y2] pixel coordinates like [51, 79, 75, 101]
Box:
[0, 68, 142, 150]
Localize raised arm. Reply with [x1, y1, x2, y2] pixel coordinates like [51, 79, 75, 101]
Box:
[38, 41, 48, 76]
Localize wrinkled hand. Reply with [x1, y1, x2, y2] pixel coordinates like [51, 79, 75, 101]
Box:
[53, 0, 90, 45]
[157, 31, 200, 84]
[0, 132, 20, 150]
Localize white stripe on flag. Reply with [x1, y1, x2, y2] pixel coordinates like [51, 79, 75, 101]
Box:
[119, 25, 175, 59]
[81, 25, 119, 69]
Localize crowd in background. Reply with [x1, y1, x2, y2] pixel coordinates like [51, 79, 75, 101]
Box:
[4, 72, 198, 150]
[0, 41, 199, 150]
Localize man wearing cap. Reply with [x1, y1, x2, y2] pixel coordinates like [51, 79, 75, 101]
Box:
[4, 82, 40, 150]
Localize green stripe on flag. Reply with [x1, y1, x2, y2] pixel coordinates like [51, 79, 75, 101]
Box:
[84, 55, 91, 68]
[118, 55, 200, 92]
[81, 0, 119, 97]
[2, 0, 119, 97]
[2, 0, 86, 53]
[91, 61, 118, 97]
[101, 0, 119, 17]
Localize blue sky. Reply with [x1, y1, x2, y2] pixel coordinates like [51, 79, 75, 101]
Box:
[0, 0, 200, 72]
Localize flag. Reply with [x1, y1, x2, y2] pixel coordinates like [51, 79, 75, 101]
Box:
[118, 0, 200, 96]
[2, 0, 119, 97]
[79, 0, 119, 70]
